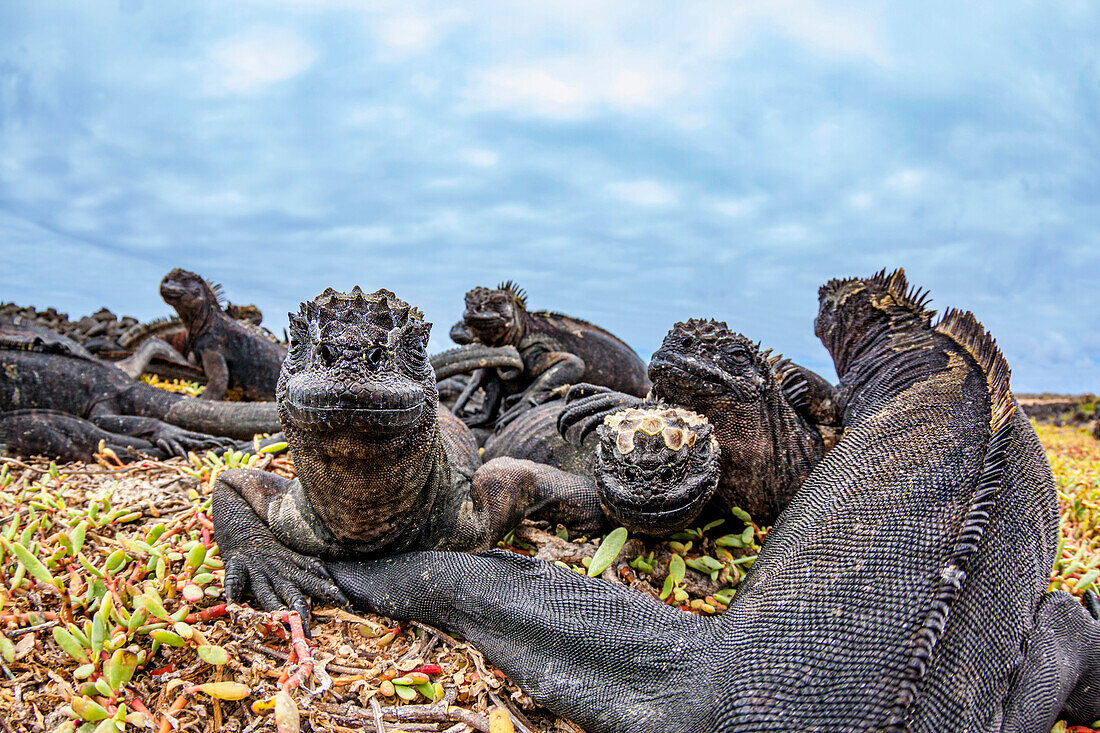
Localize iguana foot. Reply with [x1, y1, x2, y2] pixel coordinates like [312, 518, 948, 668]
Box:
[148, 424, 237, 457]
[495, 391, 549, 430]
[214, 470, 349, 634]
[223, 545, 347, 634]
[557, 384, 645, 445]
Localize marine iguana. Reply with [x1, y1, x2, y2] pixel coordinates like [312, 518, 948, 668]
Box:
[228, 270, 1100, 731]
[448, 282, 651, 428]
[0, 319, 280, 461]
[557, 319, 834, 525]
[483, 400, 722, 535]
[159, 269, 287, 400]
[211, 287, 623, 621]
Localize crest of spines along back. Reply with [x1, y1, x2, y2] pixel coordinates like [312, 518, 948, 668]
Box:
[820, 268, 1013, 431]
[467, 281, 528, 309]
[288, 287, 424, 339]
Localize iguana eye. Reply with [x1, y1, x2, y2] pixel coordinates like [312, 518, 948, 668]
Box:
[658, 465, 674, 482]
[316, 342, 337, 366]
[725, 347, 749, 365]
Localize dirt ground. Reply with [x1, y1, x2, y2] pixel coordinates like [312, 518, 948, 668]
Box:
[0, 420, 1097, 733]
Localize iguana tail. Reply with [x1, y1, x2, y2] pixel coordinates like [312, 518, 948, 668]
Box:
[431, 344, 524, 381]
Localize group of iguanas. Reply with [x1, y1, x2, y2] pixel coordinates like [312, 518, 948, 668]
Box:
[3, 269, 1099, 731]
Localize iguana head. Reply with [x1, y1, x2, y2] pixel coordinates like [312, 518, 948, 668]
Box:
[225, 302, 263, 325]
[461, 281, 527, 347]
[815, 268, 934, 376]
[278, 287, 436, 453]
[159, 269, 223, 319]
[648, 319, 773, 409]
[595, 406, 720, 535]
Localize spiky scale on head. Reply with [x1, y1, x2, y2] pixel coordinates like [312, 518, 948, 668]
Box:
[299, 287, 424, 330]
[819, 268, 935, 322]
[603, 406, 714, 455]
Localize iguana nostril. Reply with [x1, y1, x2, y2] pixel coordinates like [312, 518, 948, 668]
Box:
[366, 346, 384, 367]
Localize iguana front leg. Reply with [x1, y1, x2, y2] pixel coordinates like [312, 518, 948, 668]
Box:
[498, 351, 585, 427]
[1005, 590, 1100, 730]
[213, 469, 348, 629]
[0, 409, 164, 463]
[327, 550, 720, 733]
[199, 350, 229, 401]
[441, 457, 607, 550]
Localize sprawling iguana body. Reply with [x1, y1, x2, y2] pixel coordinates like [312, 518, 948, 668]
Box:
[159, 269, 286, 400]
[0, 319, 280, 461]
[212, 288, 622, 621]
[557, 319, 833, 525]
[228, 270, 1100, 731]
[484, 400, 722, 535]
[449, 282, 651, 428]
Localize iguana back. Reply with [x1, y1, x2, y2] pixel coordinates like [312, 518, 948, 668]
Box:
[707, 271, 1056, 730]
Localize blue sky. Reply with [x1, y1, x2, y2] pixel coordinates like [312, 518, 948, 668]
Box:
[1, 1, 1098, 392]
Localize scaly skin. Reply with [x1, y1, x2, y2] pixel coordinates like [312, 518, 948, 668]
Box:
[159, 269, 286, 401]
[0, 319, 264, 461]
[277, 270, 1098, 732]
[213, 287, 608, 628]
[484, 401, 722, 535]
[450, 282, 651, 428]
[558, 320, 831, 526]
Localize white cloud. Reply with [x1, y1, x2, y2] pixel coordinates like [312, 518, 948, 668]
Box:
[465, 58, 683, 119]
[769, 224, 808, 242]
[376, 14, 436, 54]
[848, 192, 875, 209]
[204, 29, 317, 95]
[606, 180, 678, 207]
[885, 168, 927, 194]
[712, 195, 766, 218]
[457, 148, 499, 168]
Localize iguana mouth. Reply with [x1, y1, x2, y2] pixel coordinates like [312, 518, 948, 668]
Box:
[597, 477, 715, 535]
[282, 380, 428, 433]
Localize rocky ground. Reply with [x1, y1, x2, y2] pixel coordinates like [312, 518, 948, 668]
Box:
[0, 420, 1097, 733]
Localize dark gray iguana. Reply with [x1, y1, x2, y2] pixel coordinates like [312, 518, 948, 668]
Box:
[484, 401, 723, 535]
[158, 269, 287, 401]
[210, 287, 631, 621]
[0, 319, 281, 461]
[224, 270, 1100, 731]
[446, 282, 651, 428]
[556, 318, 836, 526]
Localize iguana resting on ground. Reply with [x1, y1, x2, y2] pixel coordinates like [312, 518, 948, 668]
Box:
[557, 319, 836, 525]
[483, 400, 722, 535]
[229, 270, 1100, 731]
[0, 319, 280, 461]
[211, 287, 641, 620]
[446, 282, 651, 428]
[159, 269, 287, 400]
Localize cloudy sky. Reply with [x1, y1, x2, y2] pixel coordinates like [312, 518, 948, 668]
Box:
[1, 1, 1098, 392]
